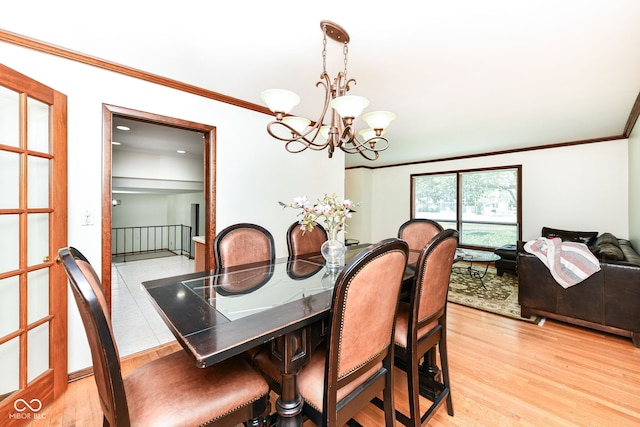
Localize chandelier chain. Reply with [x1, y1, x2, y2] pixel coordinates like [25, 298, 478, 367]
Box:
[343, 41, 349, 84]
[322, 25, 328, 75]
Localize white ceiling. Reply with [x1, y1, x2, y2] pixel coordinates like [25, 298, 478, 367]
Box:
[3, 0, 640, 167]
[111, 117, 204, 194]
[112, 117, 204, 159]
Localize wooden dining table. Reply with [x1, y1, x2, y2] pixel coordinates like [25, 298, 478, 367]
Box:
[141, 245, 421, 426]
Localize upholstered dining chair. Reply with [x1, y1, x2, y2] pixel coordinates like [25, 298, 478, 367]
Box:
[58, 246, 270, 427]
[254, 238, 409, 426]
[214, 222, 275, 268]
[398, 218, 445, 252]
[214, 223, 276, 362]
[286, 221, 328, 257]
[387, 228, 459, 427]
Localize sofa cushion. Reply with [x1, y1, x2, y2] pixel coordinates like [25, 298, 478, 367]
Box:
[594, 232, 620, 247]
[541, 227, 598, 246]
[597, 243, 625, 261]
[619, 240, 640, 266]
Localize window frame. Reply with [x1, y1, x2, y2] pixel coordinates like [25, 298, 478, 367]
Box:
[410, 165, 522, 250]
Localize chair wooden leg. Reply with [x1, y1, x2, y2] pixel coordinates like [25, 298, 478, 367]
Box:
[407, 353, 422, 427]
[439, 340, 454, 416]
[383, 363, 395, 427]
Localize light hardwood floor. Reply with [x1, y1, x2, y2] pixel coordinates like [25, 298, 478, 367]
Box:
[27, 303, 640, 426]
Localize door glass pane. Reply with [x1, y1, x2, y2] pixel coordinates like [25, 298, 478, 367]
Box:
[28, 155, 50, 208]
[0, 150, 20, 209]
[28, 323, 50, 382]
[27, 97, 50, 154]
[0, 276, 20, 337]
[28, 269, 49, 323]
[28, 213, 49, 267]
[0, 86, 19, 147]
[0, 215, 20, 272]
[0, 337, 20, 397]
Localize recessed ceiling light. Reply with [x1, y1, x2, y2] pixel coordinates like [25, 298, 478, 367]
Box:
[116, 125, 131, 131]
[177, 150, 186, 154]
[112, 141, 121, 145]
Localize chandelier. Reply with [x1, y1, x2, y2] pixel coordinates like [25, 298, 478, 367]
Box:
[260, 21, 396, 161]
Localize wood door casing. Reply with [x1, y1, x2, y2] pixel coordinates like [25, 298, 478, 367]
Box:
[101, 104, 216, 309]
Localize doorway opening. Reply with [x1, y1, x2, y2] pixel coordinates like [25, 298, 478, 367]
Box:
[102, 105, 216, 354]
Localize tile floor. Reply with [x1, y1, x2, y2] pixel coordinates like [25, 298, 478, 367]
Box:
[111, 254, 195, 357]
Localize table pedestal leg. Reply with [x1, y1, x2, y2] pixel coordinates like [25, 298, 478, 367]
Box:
[272, 327, 317, 427]
[275, 373, 303, 426]
[417, 348, 442, 400]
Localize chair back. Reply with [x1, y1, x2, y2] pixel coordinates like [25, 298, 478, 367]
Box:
[286, 222, 328, 257]
[411, 229, 459, 342]
[214, 223, 275, 268]
[325, 238, 409, 419]
[398, 219, 444, 251]
[58, 247, 130, 427]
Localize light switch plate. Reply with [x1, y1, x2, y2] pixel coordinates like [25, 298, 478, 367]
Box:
[81, 210, 94, 226]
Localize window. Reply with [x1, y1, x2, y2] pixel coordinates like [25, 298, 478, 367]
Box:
[411, 166, 521, 249]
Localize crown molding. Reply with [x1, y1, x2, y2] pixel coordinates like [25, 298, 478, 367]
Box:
[0, 29, 271, 115]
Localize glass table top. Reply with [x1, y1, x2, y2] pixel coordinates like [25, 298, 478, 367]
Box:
[456, 248, 500, 262]
[181, 259, 336, 321]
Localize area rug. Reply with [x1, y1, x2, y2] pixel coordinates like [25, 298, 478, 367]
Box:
[448, 265, 542, 324]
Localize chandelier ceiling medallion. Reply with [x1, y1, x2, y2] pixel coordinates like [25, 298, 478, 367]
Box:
[261, 20, 396, 161]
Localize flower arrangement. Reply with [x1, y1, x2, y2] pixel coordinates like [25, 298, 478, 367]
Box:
[279, 193, 356, 238]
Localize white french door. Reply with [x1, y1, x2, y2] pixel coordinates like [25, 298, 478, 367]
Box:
[0, 63, 68, 425]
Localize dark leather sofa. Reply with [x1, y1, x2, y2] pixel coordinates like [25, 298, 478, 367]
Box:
[517, 228, 640, 347]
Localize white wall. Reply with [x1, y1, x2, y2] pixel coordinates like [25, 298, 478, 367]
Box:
[112, 193, 204, 231]
[343, 167, 373, 242]
[166, 193, 206, 229]
[112, 194, 171, 228]
[0, 43, 345, 372]
[113, 149, 204, 184]
[347, 139, 629, 244]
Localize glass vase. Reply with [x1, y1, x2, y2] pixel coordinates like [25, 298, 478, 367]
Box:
[321, 227, 346, 271]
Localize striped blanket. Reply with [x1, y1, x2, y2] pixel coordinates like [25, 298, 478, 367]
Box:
[524, 237, 601, 288]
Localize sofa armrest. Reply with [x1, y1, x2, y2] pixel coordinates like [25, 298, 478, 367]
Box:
[603, 263, 640, 332]
[517, 251, 558, 313]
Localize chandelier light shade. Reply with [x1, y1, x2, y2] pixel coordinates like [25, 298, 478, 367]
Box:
[260, 89, 300, 119]
[329, 95, 369, 119]
[362, 111, 397, 131]
[319, 125, 331, 141]
[281, 116, 311, 134]
[358, 128, 386, 142]
[261, 20, 396, 160]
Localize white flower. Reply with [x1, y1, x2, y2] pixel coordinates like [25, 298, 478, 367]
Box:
[293, 196, 309, 209]
[280, 193, 358, 235]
